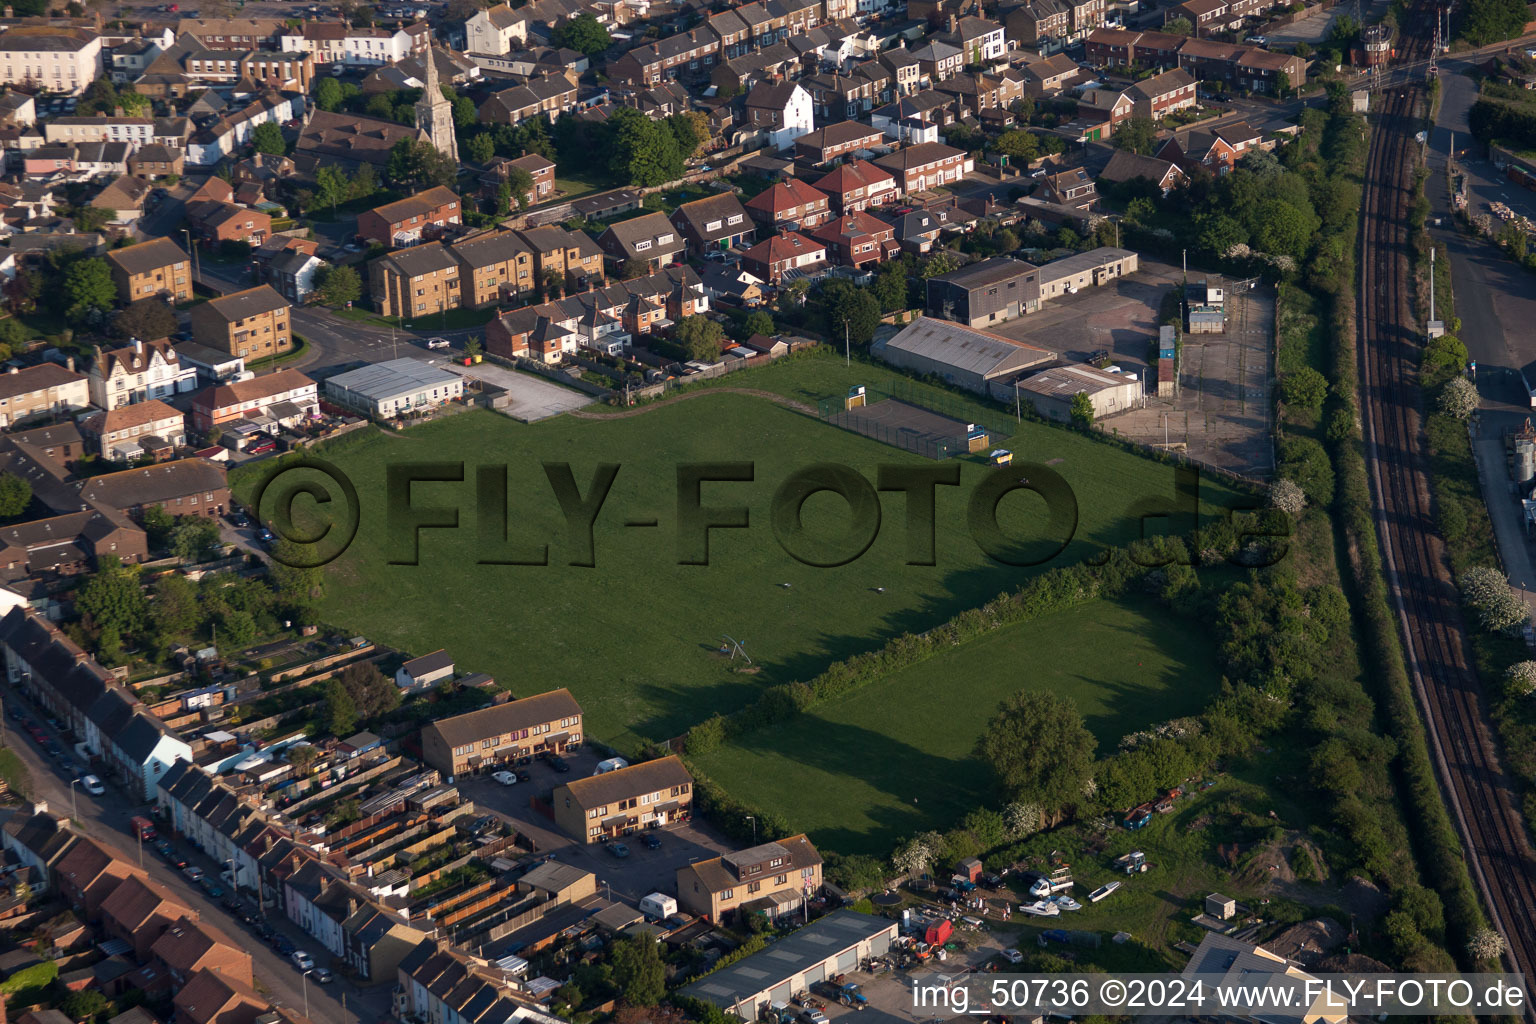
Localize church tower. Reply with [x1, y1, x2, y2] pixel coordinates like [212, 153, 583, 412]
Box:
[415, 48, 459, 164]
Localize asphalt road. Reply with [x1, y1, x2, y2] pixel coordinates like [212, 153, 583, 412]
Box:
[0, 696, 391, 1022]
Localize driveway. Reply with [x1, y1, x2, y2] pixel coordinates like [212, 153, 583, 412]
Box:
[454, 748, 733, 904]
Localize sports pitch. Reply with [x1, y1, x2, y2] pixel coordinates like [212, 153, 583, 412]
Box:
[690, 595, 1223, 855]
[243, 364, 1249, 752]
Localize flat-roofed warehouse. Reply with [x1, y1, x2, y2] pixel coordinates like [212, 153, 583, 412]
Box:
[681, 910, 898, 1019]
[1016, 363, 1142, 421]
[1035, 246, 1139, 301]
[871, 316, 1055, 395]
[322, 357, 464, 419]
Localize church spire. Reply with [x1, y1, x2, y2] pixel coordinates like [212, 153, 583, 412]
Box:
[415, 46, 459, 164]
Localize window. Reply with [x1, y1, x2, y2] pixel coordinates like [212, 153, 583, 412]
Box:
[635, 240, 651, 252]
[722, 888, 734, 900]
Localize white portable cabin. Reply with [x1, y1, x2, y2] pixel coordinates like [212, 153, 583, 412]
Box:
[640, 892, 678, 920]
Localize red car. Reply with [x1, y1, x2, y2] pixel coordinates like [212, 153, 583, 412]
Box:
[246, 440, 276, 455]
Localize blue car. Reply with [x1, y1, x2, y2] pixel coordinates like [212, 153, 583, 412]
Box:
[607, 843, 630, 859]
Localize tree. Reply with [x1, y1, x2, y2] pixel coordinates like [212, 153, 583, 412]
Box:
[871, 263, 907, 312]
[1164, 15, 1193, 33]
[315, 76, 346, 112]
[1507, 661, 1536, 697]
[1113, 117, 1157, 155]
[142, 504, 176, 549]
[609, 936, 665, 1006]
[252, 120, 286, 156]
[508, 166, 536, 210]
[172, 517, 223, 564]
[315, 164, 350, 212]
[288, 743, 321, 773]
[1278, 436, 1334, 506]
[1004, 801, 1042, 839]
[1459, 0, 1527, 46]
[620, 258, 651, 280]
[1468, 928, 1509, 962]
[338, 660, 401, 719]
[270, 542, 323, 606]
[62, 257, 115, 324]
[1069, 391, 1095, 427]
[0, 472, 30, 518]
[739, 309, 775, 339]
[666, 111, 709, 160]
[466, 132, 495, 164]
[977, 690, 1096, 818]
[1274, 71, 1291, 98]
[675, 314, 725, 362]
[994, 129, 1039, 165]
[150, 573, 201, 640]
[1252, 199, 1318, 259]
[820, 279, 881, 346]
[77, 559, 146, 638]
[1280, 366, 1328, 411]
[1460, 566, 1527, 633]
[1423, 334, 1468, 376]
[60, 990, 107, 1020]
[1270, 478, 1307, 516]
[1439, 376, 1479, 420]
[387, 138, 458, 189]
[314, 264, 361, 307]
[892, 831, 942, 877]
[112, 297, 178, 341]
[552, 12, 612, 56]
[607, 107, 683, 187]
[324, 677, 358, 737]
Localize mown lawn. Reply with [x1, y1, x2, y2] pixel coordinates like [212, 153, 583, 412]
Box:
[692, 596, 1223, 855]
[235, 374, 1249, 753]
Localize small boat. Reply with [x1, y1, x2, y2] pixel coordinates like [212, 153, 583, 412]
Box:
[1088, 881, 1122, 903]
[1054, 895, 1082, 911]
[1021, 899, 1061, 917]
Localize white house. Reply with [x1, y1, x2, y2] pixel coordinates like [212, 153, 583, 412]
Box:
[0, 29, 103, 95]
[284, 858, 351, 957]
[396, 649, 454, 692]
[108, 712, 193, 802]
[88, 337, 199, 411]
[185, 91, 301, 167]
[465, 4, 528, 55]
[344, 23, 430, 66]
[745, 82, 814, 152]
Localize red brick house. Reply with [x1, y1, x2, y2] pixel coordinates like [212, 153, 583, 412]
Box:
[741, 231, 827, 285]
[793, 120, 884, 164]
[356, 186, 462, 249]
[187, 200, 271, 246]
[1157, 131, 1237, 174]
[1126, 68, 1197, 120]
[809, 210, 899, 268]
[873, 142, 971, 194]
[811, 159, 899, 215]
[744, 178, 832, 231]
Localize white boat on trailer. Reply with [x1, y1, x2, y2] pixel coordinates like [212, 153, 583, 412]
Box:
[1088, 881, 1121, 903]
[1021, 899, 1061, 917]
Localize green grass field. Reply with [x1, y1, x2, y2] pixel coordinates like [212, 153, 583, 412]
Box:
[692, 596, 1222, 854]
[240, 365, 1248, 753]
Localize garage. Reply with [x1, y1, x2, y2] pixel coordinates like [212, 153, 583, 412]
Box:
[682, 910, 900, 1017]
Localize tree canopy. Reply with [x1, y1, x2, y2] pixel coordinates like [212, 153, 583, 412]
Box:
[0, 472, 30, 518]
[675, 314, 725, 362]
[976, 690, 1096, 817]
[251, 120, 286, 156]
[113, 298, 178, 341]
[552, 12, 612, 56]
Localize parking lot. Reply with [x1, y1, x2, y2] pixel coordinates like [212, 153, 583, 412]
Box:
[448, 358, 598, 422]
[455, 746, 735, 903]
[990, 257, 1274, 478]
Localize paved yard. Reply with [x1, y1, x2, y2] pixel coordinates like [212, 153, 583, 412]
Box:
[1111, 284, 1275, 479]
[456, 748, 734, 905]
[451, 359, 598, 421]
[990, 260, 1274, 479]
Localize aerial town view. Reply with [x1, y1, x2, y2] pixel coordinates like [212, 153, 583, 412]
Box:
[0, 0, 1530, 1018]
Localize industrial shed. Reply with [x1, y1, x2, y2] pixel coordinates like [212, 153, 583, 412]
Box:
[1035, 247, 1139, 302]
[872, 317, 1056, 394]
[681, 910, 897, 1019]
[1015, 363, 1143, 421]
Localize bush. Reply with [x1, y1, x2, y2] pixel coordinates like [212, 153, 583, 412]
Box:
[1278, 436, 1335, 507]
[1280, 366, 1329, 412]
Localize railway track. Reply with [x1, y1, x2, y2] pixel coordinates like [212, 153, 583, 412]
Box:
[1357, 6, 1536, 995]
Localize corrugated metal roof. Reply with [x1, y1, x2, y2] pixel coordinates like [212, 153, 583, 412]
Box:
[876, 317, 1054, 378]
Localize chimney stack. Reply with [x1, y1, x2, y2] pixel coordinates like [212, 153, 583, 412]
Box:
[948, 12, 957, 32]
[133, 338, 144, 356]
[65, 355, 74, 372]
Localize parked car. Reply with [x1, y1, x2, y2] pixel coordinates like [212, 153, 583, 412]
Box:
[607, 842, 631, 858]
[426, 337, 450, 350]
[467, 814, 499, 836]
[643, 833, 662, 850]
[492, 770, 517, 786]
[247, 440, 277, 455]
[516, 769, 531, 782]
[198, 876, 224, 898]
[550, 756, 571, 773]
[1001, 949, 1024, 964]
[183, 865, 204, 882]
[313, 967, 333, 983]
[291, 951, 315, 971]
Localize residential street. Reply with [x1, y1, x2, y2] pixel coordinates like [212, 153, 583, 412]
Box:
[0, 703, 391, 1024]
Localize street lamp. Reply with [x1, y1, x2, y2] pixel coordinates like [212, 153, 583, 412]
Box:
[301, 968, 311, 1019]
[746, 815, 756, 846]
[68, 777, 80, 821]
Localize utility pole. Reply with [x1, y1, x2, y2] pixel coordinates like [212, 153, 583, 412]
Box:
[1429, 247, 1436, 325]
[844, 320, 849, 367]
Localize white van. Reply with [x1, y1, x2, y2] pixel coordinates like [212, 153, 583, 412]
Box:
[593, 757, 630, 775]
